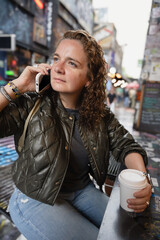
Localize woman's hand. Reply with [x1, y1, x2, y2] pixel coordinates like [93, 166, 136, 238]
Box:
[127, 183, 152, 212]
[13, 63, 52, 94]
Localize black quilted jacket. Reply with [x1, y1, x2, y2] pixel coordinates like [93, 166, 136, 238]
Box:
[0, 91, 148, 205]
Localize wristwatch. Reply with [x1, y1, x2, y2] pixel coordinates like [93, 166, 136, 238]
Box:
[142, 171, 153, 188]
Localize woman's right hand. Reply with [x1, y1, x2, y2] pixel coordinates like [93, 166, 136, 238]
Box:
[13, 63, 52, 94]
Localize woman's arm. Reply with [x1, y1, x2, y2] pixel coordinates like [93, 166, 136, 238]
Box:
[107, 112, 148, 166]
[0, 82, 16, 111]
[0, 64, 52, 137]
[106, 112, 152, 212]
[124, 152, 152, 213]
[0, 64, 52, 112]
[125, 152, 147, 172]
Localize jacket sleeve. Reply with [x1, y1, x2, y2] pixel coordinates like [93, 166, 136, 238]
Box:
[106, 111, 148, 166]
[0, 93, 38, 138]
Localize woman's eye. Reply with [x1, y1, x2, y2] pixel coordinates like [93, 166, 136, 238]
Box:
[69, 61, 77, 67]
[53, 57, 59, 62]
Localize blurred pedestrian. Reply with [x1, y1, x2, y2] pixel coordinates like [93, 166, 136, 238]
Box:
[129, 88, 137, 108]
[115, 87, 123, 105]
[123, 88, 130, 108]
[107, 87, 116, 113]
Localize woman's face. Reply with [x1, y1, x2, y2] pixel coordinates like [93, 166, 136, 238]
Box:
[50, 39, 89, 97]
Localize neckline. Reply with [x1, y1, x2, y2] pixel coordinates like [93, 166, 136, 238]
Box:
[65, 108, 79, 113]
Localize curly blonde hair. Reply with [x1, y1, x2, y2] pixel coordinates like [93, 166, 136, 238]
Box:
[60, 29, 107, 130]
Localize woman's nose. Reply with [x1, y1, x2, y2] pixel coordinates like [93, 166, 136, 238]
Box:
[54, 62, 65, 74]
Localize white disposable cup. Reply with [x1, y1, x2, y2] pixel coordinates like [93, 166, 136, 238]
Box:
[118, 169, 147, 212]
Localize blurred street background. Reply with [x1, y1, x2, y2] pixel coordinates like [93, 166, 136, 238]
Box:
[0, 0, 160, 239]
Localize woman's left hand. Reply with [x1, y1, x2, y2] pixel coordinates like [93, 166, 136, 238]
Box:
[127, 183, 152, 212]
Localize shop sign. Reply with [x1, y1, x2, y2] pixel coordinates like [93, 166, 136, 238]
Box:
[34, 0, 44, 9]
[46, 1, 53, 45]
[94, 24, 114, 42]
[33, 20, 47, 46]
[149, 61, 160, 81]
[33, 1, 53, 47]
[98, 36, 113, 49]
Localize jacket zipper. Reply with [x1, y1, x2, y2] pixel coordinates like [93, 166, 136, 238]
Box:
[52, 115, 75, 205]
[78, 125, 101, 178]
[88, 144, 101, 177]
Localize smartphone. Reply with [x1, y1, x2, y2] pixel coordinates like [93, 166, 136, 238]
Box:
[35, 70, 51, 93]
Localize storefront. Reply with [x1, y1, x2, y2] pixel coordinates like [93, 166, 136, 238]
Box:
[0, 0, 57, 84]
[5, 47, 31, 80]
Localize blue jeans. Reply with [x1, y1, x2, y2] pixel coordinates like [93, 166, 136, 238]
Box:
[9, 182, 109, 240]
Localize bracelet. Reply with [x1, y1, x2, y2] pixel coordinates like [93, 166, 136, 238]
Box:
[8, 81, 21, 97]
[0, 87, 12, 102]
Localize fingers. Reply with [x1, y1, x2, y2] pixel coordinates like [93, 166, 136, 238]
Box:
[14, 63, 52, 93]
[22, 64, 51, 80]
[133, 183, 152, 198]
[127, 201, 150, 213]
[127, 183, 152, 213]
[34, 63, 52, 75]
[127, 198, 150, 212]
[127, 202, 146, 213]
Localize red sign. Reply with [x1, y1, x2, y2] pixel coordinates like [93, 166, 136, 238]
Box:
[34, 0, 44, 9]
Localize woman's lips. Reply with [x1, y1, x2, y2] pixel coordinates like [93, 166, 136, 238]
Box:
[54, 78, 65, 83]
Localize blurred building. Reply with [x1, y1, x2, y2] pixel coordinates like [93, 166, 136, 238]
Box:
[93, 7, 126, 92]
[93, 8, 123, 74]
[0, 0, 59, 83]
[0, 0, 94, 84]
[52, 0, 94, 52]
[140, 0, 160, 82]
[134, 0, 160, 134]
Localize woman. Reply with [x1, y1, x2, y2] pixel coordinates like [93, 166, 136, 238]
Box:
[0, 30, 151, 240]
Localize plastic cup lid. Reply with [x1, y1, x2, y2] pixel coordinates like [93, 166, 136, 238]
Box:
[118, 169, 147, 188]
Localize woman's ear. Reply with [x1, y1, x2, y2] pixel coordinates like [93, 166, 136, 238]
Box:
[85, 81, 90, 87]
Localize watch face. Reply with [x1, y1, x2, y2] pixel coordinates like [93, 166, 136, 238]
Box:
[143, 171, 153, 188]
